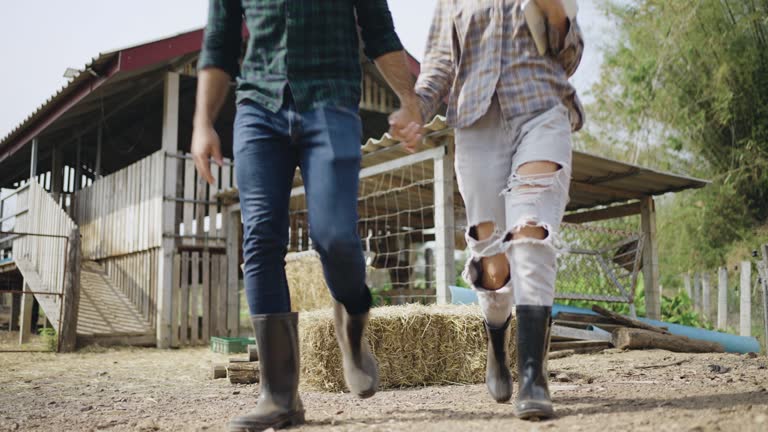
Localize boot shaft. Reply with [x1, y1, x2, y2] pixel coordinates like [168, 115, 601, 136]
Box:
[251, 312, 300, 404]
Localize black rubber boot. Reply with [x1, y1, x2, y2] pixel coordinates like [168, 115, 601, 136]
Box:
[229, 312, 305, 432]
[515, 305, 554, 420]
[333, 301, 379, 398]
[485, 315, 513, 402]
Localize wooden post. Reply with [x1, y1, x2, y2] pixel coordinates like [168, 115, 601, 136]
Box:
[18, 281, 33, 344]
[701, 272, 711, 322]
[683, 272, 692, 299]
[74, 137, 82, 192]
[30, 138, 39, 180]
[226, 207, 241, 336]
[740, 261, 751, 337]
[717, 267, 728, 330]
[433, 145, 455, 305]
[95, 124, 103, 179]
[640, 196, 661, 320]
[759, 244, 768, 352]
[157, 72, 180, 348]
[59, 228, 81, 352]
[51, 145, 63, 204]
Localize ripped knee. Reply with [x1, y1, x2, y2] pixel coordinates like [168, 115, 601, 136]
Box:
[464, 222, 511, 290]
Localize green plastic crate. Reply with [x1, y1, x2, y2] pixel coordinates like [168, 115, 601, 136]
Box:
[210, 336, 254, 354]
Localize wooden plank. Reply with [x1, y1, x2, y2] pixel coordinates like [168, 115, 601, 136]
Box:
[740, 261, 751, 337]
[592, 305, 668, 334]
[640, 196, 660, 320]
[209, 164, 219, 240]
[218, 254, 229, 336]
[612, 327, 724, 353]
[190, 252, 200, 344]
[226, 209, 240, 336]
[551, 324, 612, 342]
[550, 340, 612, 351]
[563, 201, 642, 224]
[202, 250, 211, 342]
[183, 159, 195, 246]
[227, 362, 259, 385]
[170, 253, 181, 348]
[683, 272, 692, 299]
[180, 252, 190, 345]
[211, 252, 221, 336]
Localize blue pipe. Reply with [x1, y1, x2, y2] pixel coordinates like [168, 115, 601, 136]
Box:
[448, 285, 761, 354]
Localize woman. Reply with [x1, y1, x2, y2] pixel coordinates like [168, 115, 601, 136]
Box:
[393, 0, 584, 419]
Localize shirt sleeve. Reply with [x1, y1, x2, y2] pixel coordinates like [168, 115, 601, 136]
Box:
[355, 0, 404, 60]
[547, 17, 584, 77]
[198, 0, 243, 79]
[415, 0, 455, 121]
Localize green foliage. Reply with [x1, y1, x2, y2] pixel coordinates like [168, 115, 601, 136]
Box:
[588, 0, 768, 278]
[38, 327, 57, 352]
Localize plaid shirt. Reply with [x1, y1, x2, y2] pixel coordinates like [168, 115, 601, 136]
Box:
[198, 0, 403, 113]
[416, 0, 585, 131]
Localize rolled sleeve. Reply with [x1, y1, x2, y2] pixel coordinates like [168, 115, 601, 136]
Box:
[198, 0, 243, 79]
[547, 17, 584, 77]
[415, 0, 455, 120]
[355, 0, 404, 60]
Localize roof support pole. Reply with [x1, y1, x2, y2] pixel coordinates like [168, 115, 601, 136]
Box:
[51, 144, 63, 204]
[641, 196, 661, 320]
[157, 72, 180, 349]
[29, 138, 38, 182]
[74, 137, 82, 192]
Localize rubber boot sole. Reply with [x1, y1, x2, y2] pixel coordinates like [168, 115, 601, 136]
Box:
[229, 410, 306, 432]
[515, 402, 555, 421]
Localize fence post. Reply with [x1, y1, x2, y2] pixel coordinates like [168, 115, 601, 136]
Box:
[433, 144, 455, 305]
[18, 281, 33, 344]
[683, 272, 692, 298]
[59, 228, 81, 352]
[702, 272, 711, 322]
[717, 266, 728, 330]
[759, 244, 768, 351]
[740, 261, 751, 337]
[693, 272, 701, 313]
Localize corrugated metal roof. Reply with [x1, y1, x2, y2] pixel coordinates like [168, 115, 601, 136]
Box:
[359, 116, 708, 211]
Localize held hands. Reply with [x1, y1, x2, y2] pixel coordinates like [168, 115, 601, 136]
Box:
[191, 121, 224, 185]
[388, 98, 424, 153]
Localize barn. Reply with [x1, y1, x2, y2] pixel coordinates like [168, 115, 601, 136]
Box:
[0, 28, 706, 351]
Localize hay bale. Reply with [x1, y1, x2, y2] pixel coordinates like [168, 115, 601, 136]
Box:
[285, 251, 334, 312]
[299, 304, 517, 392]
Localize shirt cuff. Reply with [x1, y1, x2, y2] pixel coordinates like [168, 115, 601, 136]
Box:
[197, 51, 239, 79]
[364, 32, 404, 61]
[547, 17, 578, 56]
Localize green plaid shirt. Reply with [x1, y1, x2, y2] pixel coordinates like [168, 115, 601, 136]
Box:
[199, 0, 403, 112]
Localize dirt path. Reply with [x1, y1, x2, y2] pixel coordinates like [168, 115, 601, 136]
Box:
[1, 344, 767, 432]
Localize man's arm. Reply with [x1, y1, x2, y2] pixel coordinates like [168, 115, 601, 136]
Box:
[192, 0, 243, 184]
[535, 0, 584, 76]
[355, 0, 423, 151]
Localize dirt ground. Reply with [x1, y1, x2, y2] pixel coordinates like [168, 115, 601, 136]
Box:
[1, 336, 767, 432]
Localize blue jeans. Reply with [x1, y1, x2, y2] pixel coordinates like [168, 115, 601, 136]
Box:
[234, 95, 371, 316]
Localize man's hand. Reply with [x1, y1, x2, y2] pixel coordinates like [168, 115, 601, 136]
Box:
[191, 121, 223, 185]
[388, 99, 424, 153]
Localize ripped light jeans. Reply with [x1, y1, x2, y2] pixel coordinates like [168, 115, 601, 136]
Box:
[455, 97, 571, 322]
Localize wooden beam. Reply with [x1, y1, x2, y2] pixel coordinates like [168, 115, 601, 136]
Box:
[433, 145, 455, 305]
[717, 267, 728, 330]
[640, 196, 661, 320]
[571, 181, 644, 201]
[592, 305, 668, 334]
[95, 124, 103, 178]
[58, 228, 81, 352]
[157, 72, 180, 349]
[563, 201, 642, 224]
[612, 327, 724, 353]
[51, 145, 63, 203]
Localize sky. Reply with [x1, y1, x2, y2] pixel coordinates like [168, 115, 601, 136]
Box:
[0, 0, 615, 139]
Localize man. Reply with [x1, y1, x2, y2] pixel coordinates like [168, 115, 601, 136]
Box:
[391, 0, 584, 420]
[192, 1, 421, 431]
